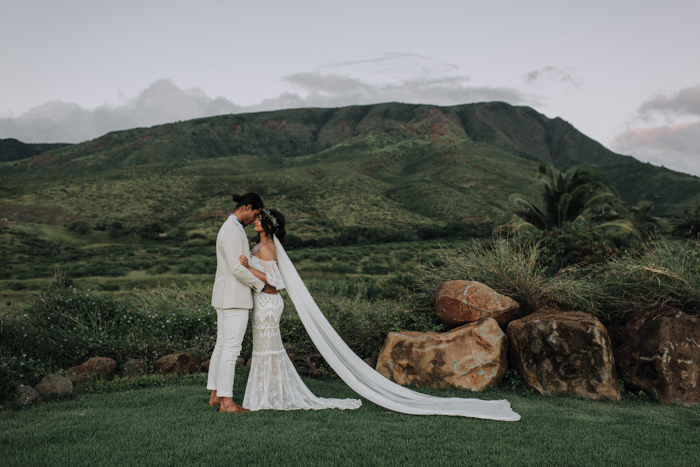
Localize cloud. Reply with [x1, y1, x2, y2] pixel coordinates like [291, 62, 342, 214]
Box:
[0, 79, 243, 143]
[0, 54, 534, 143]
[281, 53, 531, 109]
[637, 84, 700, 118]
[281, 73, 528, 108]
[523, 66, 583, 87]
[612, 121, 700, 177]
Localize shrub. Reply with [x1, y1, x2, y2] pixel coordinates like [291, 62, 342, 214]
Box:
[540, 222, 640, 274]
[0, 285, 216, 402]
[68, 221, 90, 235]
[137, 222, 165, 240]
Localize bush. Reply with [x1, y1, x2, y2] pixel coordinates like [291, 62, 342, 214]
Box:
[68, 221, 90, 235]
[177, 257, 216, 275]
[540, 222, 640, 274]
[0, 285, 216, 402]
[137, 222, 165, 240]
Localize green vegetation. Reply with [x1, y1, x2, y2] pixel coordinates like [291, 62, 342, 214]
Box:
[2, 373, 699, 466]
[503, 164, 629, 234]
[418, 238, 700, 323]
[0, 138, 71, 163]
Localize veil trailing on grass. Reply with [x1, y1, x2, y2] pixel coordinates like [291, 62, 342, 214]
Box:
[273, 237, 521, 421]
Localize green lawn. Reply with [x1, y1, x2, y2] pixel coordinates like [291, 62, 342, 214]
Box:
[2, 373, 699, 466]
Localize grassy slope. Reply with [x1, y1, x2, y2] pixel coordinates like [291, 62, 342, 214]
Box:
[2, 102, 699, 234]
[2, 374, 699, 467]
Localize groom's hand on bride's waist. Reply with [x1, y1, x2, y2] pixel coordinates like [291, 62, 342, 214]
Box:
[262, 284, 278, 295]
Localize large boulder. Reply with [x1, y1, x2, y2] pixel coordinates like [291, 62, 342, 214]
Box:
[621, 306, 681, 343]
[616, 310, 700, 405]
[117, 359, 146, 378]
[66, 357, 117, 384]
[507, 309, 620, 401]
[376, 318, 508, 391]
[17, 386, 41, 405]
[435, 280, 519, 327]
[153, 352, 202, 375]
[34, 374, 73, 397]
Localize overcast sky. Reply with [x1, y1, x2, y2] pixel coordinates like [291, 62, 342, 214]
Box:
[2, 1, 699, 175]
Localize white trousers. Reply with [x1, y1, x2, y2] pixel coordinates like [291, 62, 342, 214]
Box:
[206, 307, 249, 398]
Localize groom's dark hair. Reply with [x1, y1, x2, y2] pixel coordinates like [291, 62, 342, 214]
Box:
[232, 193, 263, 211]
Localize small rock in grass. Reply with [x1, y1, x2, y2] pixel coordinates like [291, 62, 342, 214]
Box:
[153, 352, 201, 374]
[118, 359, 147, 378]
[17, 386, 42, 405]
[35, 374, 73, 397]
[66, 357, 118, 384]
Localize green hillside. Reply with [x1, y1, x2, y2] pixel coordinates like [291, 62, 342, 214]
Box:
[1, 101, 699, 237]
[0, 138, 71, 163]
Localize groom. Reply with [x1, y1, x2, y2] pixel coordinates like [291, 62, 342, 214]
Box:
[207, 192, 277, 413]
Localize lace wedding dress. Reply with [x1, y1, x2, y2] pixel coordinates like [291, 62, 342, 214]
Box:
[242, 245, 362, 411]
[266, 237, 521, 421]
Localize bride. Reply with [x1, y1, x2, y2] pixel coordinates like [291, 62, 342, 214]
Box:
[238, 208, 520, 421]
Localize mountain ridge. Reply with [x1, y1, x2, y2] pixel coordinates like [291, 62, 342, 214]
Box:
[1, 102, 698, 236]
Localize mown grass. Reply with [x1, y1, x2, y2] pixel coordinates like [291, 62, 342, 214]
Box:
[2, 373, 699, 467]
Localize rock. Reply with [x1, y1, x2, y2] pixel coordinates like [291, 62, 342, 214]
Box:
[66, 357, 118, 384]
[377, 318, 508, 391]
[507, 309, 620, 401]
[246, 359, 252, 368]
[435, 280, 520, 327]
[118, 359, 146, 378]
[17, 386, 41, 405]
[153, 352, 202, 374]
[363, 357, 377, 369]
[621, 306, 682, 343]
[236, 357, 246, 366]
[616, 311, 700, 405]
[0, 404, 4, 413]
[202, 360, 211, 372]
[34, 374, 73, 397]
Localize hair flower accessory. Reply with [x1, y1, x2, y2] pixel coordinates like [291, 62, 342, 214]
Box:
[262, 209, 278, 227]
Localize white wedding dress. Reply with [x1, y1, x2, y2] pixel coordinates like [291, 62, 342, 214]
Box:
[242, 244, 362, 411]
[244, 238, 521, 421]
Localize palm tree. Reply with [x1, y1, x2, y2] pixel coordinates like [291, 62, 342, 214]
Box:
[503, 164, 631, 234]
[630, 201, 667, 240]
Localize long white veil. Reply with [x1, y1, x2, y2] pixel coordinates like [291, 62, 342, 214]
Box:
[274, 237, 520, 421]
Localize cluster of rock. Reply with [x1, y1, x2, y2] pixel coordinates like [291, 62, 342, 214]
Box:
[376, 279, 700, 406]
[14, 352, 208, 407]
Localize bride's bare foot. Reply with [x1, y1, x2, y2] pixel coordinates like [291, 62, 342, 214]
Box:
[219, 397, 249, 413]
[208, 390, 221, 406]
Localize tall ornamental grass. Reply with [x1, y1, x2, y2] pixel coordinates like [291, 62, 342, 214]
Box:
[418, 239, 600, 316]
[595, 241, 700, 318]
[418, 238, 700, 323]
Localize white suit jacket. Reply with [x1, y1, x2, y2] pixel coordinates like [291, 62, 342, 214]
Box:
[210, 215, 265, 310]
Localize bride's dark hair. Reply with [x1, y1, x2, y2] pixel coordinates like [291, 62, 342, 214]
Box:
[260, 209, 286, 245]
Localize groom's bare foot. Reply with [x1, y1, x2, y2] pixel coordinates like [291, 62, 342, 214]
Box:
[208, 390, 221, 406]
[219, 397, 249, 413]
